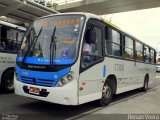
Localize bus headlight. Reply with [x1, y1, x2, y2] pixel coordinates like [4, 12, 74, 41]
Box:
[14, 72, 20, 81]
[67, 74, 73, 81]
[56, 72, 74, 87]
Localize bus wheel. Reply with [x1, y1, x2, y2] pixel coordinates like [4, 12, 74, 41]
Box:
[141, 76, 149, 92]
[0, 70, 14, 92]
[97, 80, 113, 106]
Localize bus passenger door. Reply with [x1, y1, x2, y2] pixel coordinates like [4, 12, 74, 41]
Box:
[78, 19, 105, 104]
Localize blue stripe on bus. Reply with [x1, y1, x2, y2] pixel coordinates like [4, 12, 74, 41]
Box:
[16, 65, 70, 87]
[16, 56, 75, 65]
[103, 65, 106, 78]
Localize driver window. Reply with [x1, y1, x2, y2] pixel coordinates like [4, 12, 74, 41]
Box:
[81, 23, 103, 68]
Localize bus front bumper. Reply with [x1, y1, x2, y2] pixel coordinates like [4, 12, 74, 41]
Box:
[14, 80, 78, 105]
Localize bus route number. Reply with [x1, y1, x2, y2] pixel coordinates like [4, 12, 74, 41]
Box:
[114, 64, 124, 71]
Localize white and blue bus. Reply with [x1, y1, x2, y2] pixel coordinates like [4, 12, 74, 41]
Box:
[14, 13, 156, 106]
[0, 20, 26, 92]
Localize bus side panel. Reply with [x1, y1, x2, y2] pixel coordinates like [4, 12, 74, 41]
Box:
[0, 53, 16, 84]
[136, 62, 145, 88]
[123, 61, 144, 91]
[78, 57, 125, 104]
[0, 70, 3, 85]
[104, 57, 125, 94]
[145, 64, 156, 84]
[78, 62, 105, 104]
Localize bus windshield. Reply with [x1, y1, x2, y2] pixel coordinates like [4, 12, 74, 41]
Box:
[18, 15, 85, 65]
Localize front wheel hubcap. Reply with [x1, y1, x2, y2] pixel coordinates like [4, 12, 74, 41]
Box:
[102, 85, 111, 100]
[6, 75, 14, 90]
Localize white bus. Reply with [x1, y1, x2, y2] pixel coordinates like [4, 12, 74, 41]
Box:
[0, 20, 26, 92]
[14, 13, 156, 106]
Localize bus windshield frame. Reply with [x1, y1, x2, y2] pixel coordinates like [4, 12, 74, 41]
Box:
[17, 15, 86, 66]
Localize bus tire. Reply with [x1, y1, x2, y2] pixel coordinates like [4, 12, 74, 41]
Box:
[97, 79, 113, 107]
[141, 76, 149, 92]
[0, 69, 14, 92]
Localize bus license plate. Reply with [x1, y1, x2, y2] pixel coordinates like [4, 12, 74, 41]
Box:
[29, 87, 40, 95]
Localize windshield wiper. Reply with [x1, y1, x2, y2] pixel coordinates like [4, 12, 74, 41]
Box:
[22, 27, 43, 64]
[50, 26, 56, 66]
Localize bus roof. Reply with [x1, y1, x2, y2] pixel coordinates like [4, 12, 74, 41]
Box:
[35, 12, 101, 20]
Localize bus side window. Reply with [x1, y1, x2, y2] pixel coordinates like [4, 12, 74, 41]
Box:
[135, 42, 143, 61]
[154, 50, 156, 64]
[81, 24, 103, 68]
[104, 26, 109, 54]
[0, 25, 19, 53]
[150, 49, 155, 64]
[106, 29, 121, 57]
[124, 36, 134, 59]
[16, 30, 25, 51]
[144, 46, 150, 63]
[0, 26, 7, 51]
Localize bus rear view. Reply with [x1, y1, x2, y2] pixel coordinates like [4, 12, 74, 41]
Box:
[14, 14, 85, 105]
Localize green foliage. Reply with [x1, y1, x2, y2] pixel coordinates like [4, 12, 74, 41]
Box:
[34, 0, 39, 3]
[46, 1, 52, 7]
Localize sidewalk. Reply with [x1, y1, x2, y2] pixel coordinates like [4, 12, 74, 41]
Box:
[72, 86, 160, 120]
[94, 87, 160, 114]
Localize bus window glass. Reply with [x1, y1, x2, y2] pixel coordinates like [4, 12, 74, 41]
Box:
[124, 36, 134, 59]
[125, 37, 133, 49]
[82, 25, 103, 67]
[0, 25, 19, 52]
[135, 42, 143, 61]
[17, 31, 25, 50]
[112, 30, 120, 44]
[107, 43, 120, 56]
[150, 49, 154, 64]
[94, 27, 102, 56]
[124, 48, 133, 59]
[107, 29, 121, 57]
[144, 46, 150, 63]
[18, 31, 25, 42]
[19, 15, 85, 65]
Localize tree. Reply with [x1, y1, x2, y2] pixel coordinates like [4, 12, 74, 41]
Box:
[46, 1, 52, 7]
[34, 0, 39, 3]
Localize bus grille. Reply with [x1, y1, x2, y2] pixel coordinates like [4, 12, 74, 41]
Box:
[20, 76, 54, 87]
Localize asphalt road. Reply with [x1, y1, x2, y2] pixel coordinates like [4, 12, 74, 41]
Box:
[0, 73, 160, 120]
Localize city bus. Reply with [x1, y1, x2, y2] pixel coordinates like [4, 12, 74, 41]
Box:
[14, 13, 156, 106]
[0, 20, 26, 92]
